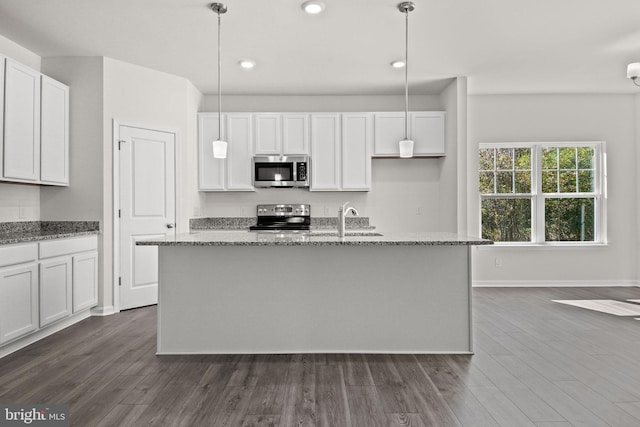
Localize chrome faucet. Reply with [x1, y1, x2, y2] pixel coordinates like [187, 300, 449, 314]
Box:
[338, 201, 359, 237]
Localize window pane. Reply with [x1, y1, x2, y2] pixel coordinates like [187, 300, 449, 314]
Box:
[514, 148, 531, 170]
[578, 170, 594, 193]
[479, 149, 494, 171]
[542, 171, 558, 193]
[479, 172, 495, 194]
[482, 198, 531, 242]
[559, 171, 577, 193]
[515, 171, 531, 193]
[578, 147, 594, 169]
[496, 171, 513, 193]
[545, 198, 595, 242]
[559, 147, 576, 169]
[496, 149, 513, 170]
[542, 148, 557, 169]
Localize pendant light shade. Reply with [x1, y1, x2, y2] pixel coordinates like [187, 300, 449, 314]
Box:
[398, 2, 415, 158]
[211, 3, 228, 159]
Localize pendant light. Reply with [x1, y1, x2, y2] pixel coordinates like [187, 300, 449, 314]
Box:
[211, 3, 228, 159]
[398, 2, 415, 158]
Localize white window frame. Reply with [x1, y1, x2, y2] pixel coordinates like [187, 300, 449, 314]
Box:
[479, 141, 607, 246]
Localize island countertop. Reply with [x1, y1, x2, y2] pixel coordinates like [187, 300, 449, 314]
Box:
[137, 230, 493, 246]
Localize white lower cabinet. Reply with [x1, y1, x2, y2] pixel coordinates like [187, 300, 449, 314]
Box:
[0, 263, 38, 344]
[72, 251, 98, 313]
[39, 257, 72, 327]
[0, 236, 98, 349]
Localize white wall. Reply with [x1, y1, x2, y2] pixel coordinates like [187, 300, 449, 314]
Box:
[198, 91, 461, 232]
[469, 94, 637, 286]
[0, 35, 41, 221]
[102, 57, 202, 309]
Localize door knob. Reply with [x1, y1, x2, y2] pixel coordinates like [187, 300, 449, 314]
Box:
[166, 223, 175, 229]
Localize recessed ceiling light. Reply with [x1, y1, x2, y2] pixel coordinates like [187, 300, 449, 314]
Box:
[302, 1, 325, 14]
[390, 60, 406, 68]
[239, 60, 256, 69]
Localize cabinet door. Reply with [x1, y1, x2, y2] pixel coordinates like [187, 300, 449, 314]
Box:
[0, 263, 38, 344]
[412, 112, 446, 156]
[0, 56, 4, 172]
[40, 76, 70, 185]
[73, 251, 98, 313]
[373, 112, 405, 157]
[254, 113, 281, 155]
[39, 257, 72, 327]
[341, 113, 372, 191]
[226, 113, 254, 191]
[198, 113, 226, 190]
[3, 59, 41, 181]
[283, 114, 309, 155]
[310, 114, 341, 191]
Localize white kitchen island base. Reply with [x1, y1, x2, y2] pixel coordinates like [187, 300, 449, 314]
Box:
[156, 241, 476, 354]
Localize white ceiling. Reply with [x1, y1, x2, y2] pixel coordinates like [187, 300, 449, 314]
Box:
[1, 0, 640, 95]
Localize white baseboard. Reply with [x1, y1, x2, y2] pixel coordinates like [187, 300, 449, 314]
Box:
[473, 280, 640, 288]
[0, 310, 92, 359]
[90, 305, 115, 316]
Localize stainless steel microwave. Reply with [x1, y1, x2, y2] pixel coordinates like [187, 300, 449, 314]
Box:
[252, 156, 309, 188]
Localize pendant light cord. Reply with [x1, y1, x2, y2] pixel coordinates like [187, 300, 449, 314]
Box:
[217, 10, 222, 141]
[404, 8, 409, 140]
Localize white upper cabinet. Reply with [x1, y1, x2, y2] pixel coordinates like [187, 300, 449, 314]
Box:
[198, 113, 254, 191]
[0, 57, 69, 186]
[226, 113, 254, 191]
[2, 58, 41, 182]
[40, 76, 69, 185]
[254, 113, 309, 155]
[373, 111, 446, 157]
[341, 113, 372, 191]
[0, 56, 4, 174]
[282, 114, 309, 155]
[254, 113, 281, 155]
[198, 113, 226, 190]
[310, 114, 341, 191]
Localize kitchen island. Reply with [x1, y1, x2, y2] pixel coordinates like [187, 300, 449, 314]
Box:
[138, 231, 491, 354]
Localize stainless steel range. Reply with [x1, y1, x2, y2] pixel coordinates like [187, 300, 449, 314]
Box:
[249, 204, 310, 231]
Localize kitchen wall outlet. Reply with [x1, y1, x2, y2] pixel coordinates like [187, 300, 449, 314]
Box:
[18, 206, 26, 219]
[240, 206, 246, 215]
[494, 257, 503, 268]
[192, 206, 201, 217]
[324, 206, 330, 216]
[416, 207, 423, 215]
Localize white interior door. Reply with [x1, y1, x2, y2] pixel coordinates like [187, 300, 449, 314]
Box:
[119, 125, 175, 310]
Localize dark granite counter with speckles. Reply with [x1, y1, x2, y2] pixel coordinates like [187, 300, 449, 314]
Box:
[137, 230, 492, 246]
[0, 221, 100, 245]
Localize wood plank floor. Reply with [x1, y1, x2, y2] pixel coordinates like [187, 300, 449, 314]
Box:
[2, 287, 640, 426]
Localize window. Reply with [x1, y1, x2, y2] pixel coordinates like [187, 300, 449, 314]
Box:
[479, 142, 605, 244]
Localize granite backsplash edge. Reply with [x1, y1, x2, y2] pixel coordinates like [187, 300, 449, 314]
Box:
[190, 217, 373, 230]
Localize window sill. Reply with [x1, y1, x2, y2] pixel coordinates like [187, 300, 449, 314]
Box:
[478, 242, 608, 249]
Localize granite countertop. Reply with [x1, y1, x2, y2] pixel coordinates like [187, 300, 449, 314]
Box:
[0, 221, 100, 245]
[137, 230, 493, 247]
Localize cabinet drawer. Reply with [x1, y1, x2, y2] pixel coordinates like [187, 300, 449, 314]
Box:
[39, 235, 98, 259]
[0, 243, 38, 268]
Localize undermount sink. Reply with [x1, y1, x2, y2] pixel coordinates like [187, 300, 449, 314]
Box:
[307, 232, 383, 237]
